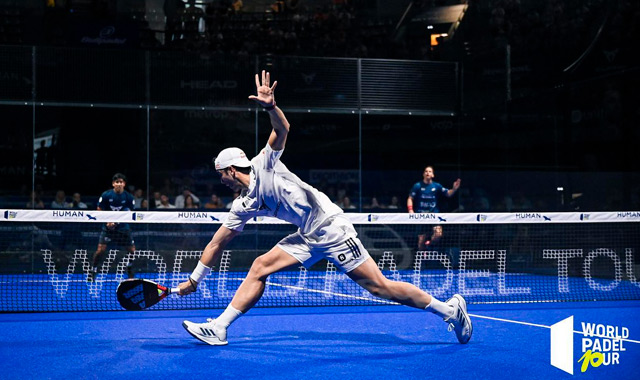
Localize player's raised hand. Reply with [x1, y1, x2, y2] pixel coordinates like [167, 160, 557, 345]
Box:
[248, 70, 277, 108]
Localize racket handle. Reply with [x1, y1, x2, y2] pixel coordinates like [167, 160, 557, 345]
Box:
[170, 287, 180, 294]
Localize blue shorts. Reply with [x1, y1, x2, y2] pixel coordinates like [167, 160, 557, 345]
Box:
[98, 229, 135, 247]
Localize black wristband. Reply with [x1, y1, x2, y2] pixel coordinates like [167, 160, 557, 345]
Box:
[188, 277, 198, 291]
[263, 102, 276, 111]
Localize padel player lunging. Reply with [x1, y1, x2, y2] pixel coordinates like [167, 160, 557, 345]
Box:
[177, 71, 472, 345]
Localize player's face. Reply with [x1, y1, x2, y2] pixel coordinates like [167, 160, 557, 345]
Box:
[112, 179, 126, 193]
[218, 169, 241, 191]
[423, 167, 434, 182]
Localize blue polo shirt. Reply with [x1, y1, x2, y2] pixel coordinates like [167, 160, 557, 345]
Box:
[409, 181, 448, 213]
[97, 189, 135, 231]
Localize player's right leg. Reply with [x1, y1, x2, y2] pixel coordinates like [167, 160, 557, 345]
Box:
[347, 258, 472, 343]
[183, 246, 300, 346]
[88, 243, 107, 282]
[417, 233, 427, 250]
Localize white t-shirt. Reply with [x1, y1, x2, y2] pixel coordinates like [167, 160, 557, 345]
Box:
[224, 144, 343, 235]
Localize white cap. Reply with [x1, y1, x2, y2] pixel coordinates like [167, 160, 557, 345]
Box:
[214, 147, 251, 170]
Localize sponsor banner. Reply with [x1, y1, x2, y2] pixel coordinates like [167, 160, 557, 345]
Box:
[2, 210, 639, 224]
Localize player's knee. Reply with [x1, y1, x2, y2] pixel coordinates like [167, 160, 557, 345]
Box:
[248, 255, 270, 280]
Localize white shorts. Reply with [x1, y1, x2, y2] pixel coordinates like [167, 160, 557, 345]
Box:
[277, 215, 370, 273]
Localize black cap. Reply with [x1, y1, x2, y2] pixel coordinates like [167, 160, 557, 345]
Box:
[112, 173, 127, 183]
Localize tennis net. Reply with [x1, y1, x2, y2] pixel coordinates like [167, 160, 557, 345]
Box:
[1, 209, 639, 312]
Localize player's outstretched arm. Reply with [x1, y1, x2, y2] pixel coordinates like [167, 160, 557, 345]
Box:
[248, 70, 290, 151]
[447, 179, 461, 197]
[177, 226, 240, 295]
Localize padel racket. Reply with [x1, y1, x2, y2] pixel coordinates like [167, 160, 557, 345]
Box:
[116, 279, 179, 311]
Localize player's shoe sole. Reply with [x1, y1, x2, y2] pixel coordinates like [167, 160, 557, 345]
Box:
[445, 294, 473, 344]
[182, 320, 228, 346]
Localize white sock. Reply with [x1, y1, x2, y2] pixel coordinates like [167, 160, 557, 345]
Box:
[216, 305, 243, 328]
[425, 297, 453, 319]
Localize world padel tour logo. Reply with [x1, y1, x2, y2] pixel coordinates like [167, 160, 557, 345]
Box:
[3, 210, 17, 219]
[551, 316, 630, 374]
[368, 214, 379, 222]
[476, 214, 488, 222]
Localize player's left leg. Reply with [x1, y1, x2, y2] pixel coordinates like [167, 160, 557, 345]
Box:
[183, 246, 300, 346]
[125, 244, 136, 278]
[347, 256, 472, 343]
[347, 258, 430, 308]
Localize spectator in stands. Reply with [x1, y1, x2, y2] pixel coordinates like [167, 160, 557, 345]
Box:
[204, 193, 225, 209]
[364, 196, 384, 209]
[339, 196, 356, 209]
[151, 191, 162, 209]
[174, 186, 201, 209]
[387, 195, 400, 209]
[26, 190, 45, 209]
[407, 166, 460, 250]
[231, 0, 243, 13]
[157, 194, 176, 209]
[184, 194, 200, 209]
[133, 188, 145, 209]
[71, 193, 88, 209]
[51, 190, 71, 209]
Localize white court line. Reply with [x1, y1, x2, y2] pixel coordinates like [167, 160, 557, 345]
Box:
[467, 314, 640, 344]
[266, 281, 640, 344]
[265, 281, 396, 304]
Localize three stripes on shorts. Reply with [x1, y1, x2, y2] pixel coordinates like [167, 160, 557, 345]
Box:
[344, 238, 361, 259]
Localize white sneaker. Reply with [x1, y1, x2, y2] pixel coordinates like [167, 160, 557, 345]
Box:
[444, 294, 472, 344]
[182, 318, 228, 346]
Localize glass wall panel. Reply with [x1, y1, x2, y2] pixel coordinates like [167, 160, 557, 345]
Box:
[35, 47, 146, 104]
[0, 105, 33, 208]
[34, 106, 147, 210]
[277, 112, 360, 209]
[361, 114, 461, 212]
[0, 46, 32, 102]
[148, 109, 255, 210]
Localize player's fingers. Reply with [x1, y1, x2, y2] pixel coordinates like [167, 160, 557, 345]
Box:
[266, 71, 270, 87]
[254, 73, 260, 88]
[270, 81, 278, 92]
[262, 70, 266, 86]
[248, 95, 257, 100]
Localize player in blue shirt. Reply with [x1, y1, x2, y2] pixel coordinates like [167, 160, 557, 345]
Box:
[88, 173, 136, 282]
[407, 166, 460, 249]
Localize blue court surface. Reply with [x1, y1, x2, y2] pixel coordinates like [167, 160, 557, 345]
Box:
[1, 302, 639, 380]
